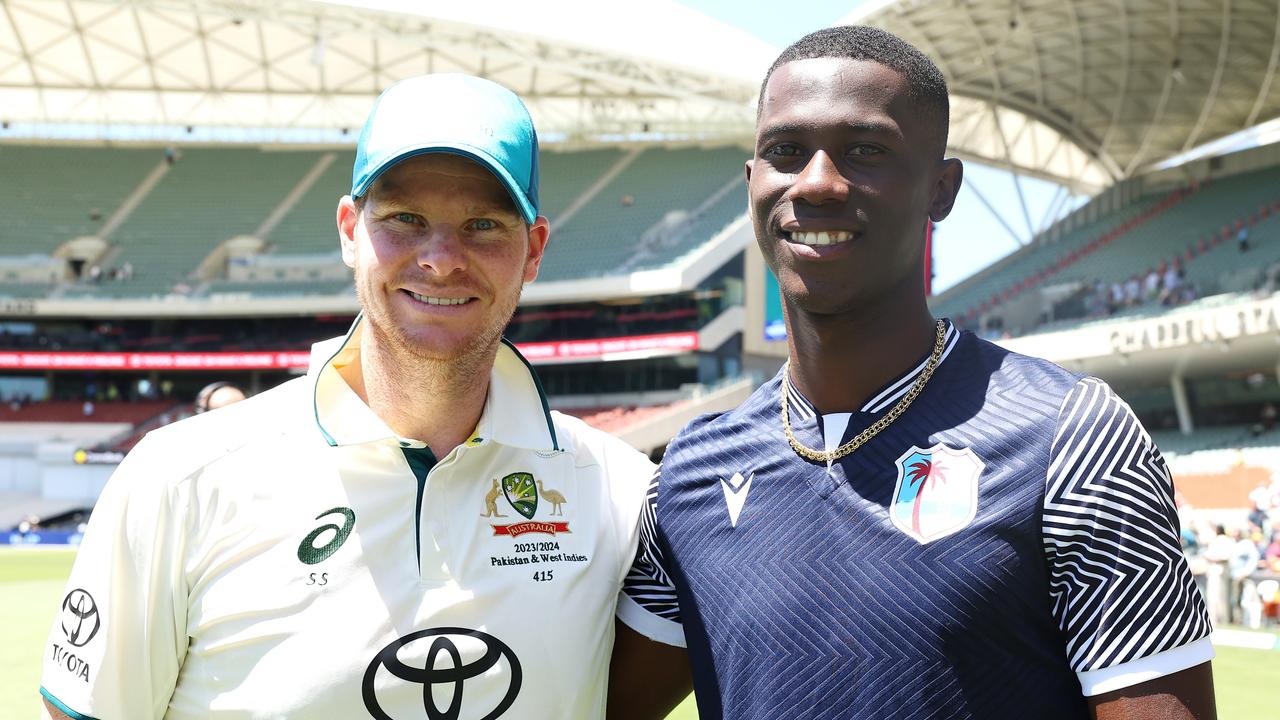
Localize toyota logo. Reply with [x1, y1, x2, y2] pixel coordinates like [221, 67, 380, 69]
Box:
[362, 627, 521, 720]
[60, 589, 100, 648]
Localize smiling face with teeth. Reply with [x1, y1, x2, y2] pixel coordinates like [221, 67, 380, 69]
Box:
[747, 57, 962, 323]
[337, 153, 549, 364]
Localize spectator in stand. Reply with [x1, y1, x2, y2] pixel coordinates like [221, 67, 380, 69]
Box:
[1124, 274, 1142, 307]
[1161, 261, 1184, 305]
[1229, 528, 1261, 624]
[1264, 524, 1280, 572]
[1179, 278, 1199, 304]
[1090, 279, 1111, 315]
[1250, 479, 1274, 529]
[1238, 225, 1250, 252]
[194, 381, 246, 414]
[1109, 280, 1124, 313]
[1143, 268, 1161, 302]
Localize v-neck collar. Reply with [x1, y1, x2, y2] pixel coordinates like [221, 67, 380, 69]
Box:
[786, 319, 960, 421]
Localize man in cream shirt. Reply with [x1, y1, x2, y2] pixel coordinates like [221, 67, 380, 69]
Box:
[40, 73, 652, 719]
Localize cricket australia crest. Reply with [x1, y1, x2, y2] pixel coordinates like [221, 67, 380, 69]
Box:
[501, 472, 538, 519]
[487, 472, 571, 537]
[890, 444, 983, 544]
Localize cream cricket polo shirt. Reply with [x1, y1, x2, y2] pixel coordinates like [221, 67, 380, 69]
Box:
[40, 318, 654, 720]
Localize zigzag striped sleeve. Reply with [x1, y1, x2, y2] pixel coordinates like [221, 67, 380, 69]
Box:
[621, 468, 682, 624]
[1043, 377, 1211, 672]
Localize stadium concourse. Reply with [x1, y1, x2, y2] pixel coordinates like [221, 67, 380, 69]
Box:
[1, 0, 1279, 708]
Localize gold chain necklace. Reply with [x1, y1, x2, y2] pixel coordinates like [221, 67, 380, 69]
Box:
[781, 320, 948, 463]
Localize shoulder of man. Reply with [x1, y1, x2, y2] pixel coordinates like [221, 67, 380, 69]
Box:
[550, 410, 653, 474]
[131, 376, 310, 485]
[962, 331, 1088, 399]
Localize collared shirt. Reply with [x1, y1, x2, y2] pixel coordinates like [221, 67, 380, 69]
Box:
[621, 320, 1213, 719]
[40, 318, 653, 719]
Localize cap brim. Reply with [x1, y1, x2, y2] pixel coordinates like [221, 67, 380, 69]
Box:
[352, 143, 537, 224]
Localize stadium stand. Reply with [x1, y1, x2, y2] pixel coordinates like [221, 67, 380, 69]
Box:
[264, 151, 354, 255]
[930, 192, 1175, 321]
[0, 144, 749, 299]
[936, 163, 1280, 331]
[537, 146, 747, 281]
[0, 399, 177, 424]
[0, 145, 159, 256]
[79, 148, 322, 297]
[562, 402, 685, 434]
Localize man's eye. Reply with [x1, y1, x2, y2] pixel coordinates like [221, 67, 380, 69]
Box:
[763, 143, 801, 158]
[471, 218, 498, 231]
[393, 212, 419, 224]
[850, 145, 884, 157]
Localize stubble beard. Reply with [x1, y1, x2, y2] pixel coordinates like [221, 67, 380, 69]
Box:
[355, 277, 522, 392]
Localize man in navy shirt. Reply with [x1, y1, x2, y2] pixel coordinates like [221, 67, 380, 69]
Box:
[609, 26, 1216, 720]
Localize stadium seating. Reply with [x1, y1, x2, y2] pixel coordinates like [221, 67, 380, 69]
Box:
[204, 278, 353, 297]
[929, 197, 1164, 320]
[264, 151, 355, 256]
[93, 148, 323, 297]
[1063, 166, 1280, 290]
[537, 146, 748, 281]
[1, 144, 749, 298]
[937, 164, 1280, 324]
[560, 402, 685, 433]
[0, 400, 177, 424]
[1150, 425, 1265, 455]
[0, 145, 159, 255]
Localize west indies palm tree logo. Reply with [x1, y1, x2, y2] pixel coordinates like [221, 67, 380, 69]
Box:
[890, 444, 984, 544]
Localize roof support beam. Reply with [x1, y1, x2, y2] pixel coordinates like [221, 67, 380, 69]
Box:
[1182, 0, 1234, 152]
[963, 175, 1026, 247]
[1246, 3, 1280, 127]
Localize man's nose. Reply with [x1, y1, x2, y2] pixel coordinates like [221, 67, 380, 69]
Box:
[790, 150, 850, 206]
[417, 226, 467, 276]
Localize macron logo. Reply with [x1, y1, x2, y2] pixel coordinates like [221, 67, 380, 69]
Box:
[720, 472, 753, 528]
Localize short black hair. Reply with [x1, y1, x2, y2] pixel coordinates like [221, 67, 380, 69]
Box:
[759, 25, 950, 158]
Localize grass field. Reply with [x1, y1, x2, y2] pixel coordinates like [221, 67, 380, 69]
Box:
[3, 547, 1276, 719]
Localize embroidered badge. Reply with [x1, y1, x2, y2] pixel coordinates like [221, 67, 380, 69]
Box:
[489, 472, 571, 537]
[890, 444, 983, 544]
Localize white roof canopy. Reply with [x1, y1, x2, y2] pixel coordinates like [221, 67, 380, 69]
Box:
[6, 0, 1279, 195]
[849, 0, 1280, 193]
[0, 0, 776, 145]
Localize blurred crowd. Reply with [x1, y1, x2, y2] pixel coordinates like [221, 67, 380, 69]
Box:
[1083, 260, 1199, 318]
[1180, 478, 1280, 629]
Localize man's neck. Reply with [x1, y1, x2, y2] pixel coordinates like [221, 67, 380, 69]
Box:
[340, 332, 495, 459]
[785, 297, 937, 416]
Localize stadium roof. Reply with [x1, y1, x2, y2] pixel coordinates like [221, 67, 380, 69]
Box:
[849, 0, 1280, 194]
[7, 0, 1280, 197]
[0, 0, 775, 145]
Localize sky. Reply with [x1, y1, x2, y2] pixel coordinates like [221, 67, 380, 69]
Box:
[676, 0, 1069, 294]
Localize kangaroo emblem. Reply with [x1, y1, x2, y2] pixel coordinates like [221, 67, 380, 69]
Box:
[480, 477, 508, 518]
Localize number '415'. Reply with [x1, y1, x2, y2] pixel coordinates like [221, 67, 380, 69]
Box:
[533, 570, 554, 582]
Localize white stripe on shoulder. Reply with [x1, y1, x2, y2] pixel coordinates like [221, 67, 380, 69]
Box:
[786, 370, 817, 421]
[1043, 377, 1211, 672]
[863, 321, 959, 414]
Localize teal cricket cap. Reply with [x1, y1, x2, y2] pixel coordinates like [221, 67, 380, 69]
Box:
[351, 74, 540, 223]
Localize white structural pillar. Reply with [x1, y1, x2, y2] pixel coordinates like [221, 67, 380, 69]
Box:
[1171, 374, 1194, 435]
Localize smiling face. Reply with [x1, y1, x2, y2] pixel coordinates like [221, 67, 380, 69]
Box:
[748, 57, 960, 319]
[337, 153, 549, 363]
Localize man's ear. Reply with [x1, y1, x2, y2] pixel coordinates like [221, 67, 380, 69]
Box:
[744, 158, 753, 185]
[337, 196, 360, 269]
[928, 158, 964, 223]
[522, 215, 551, 284]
